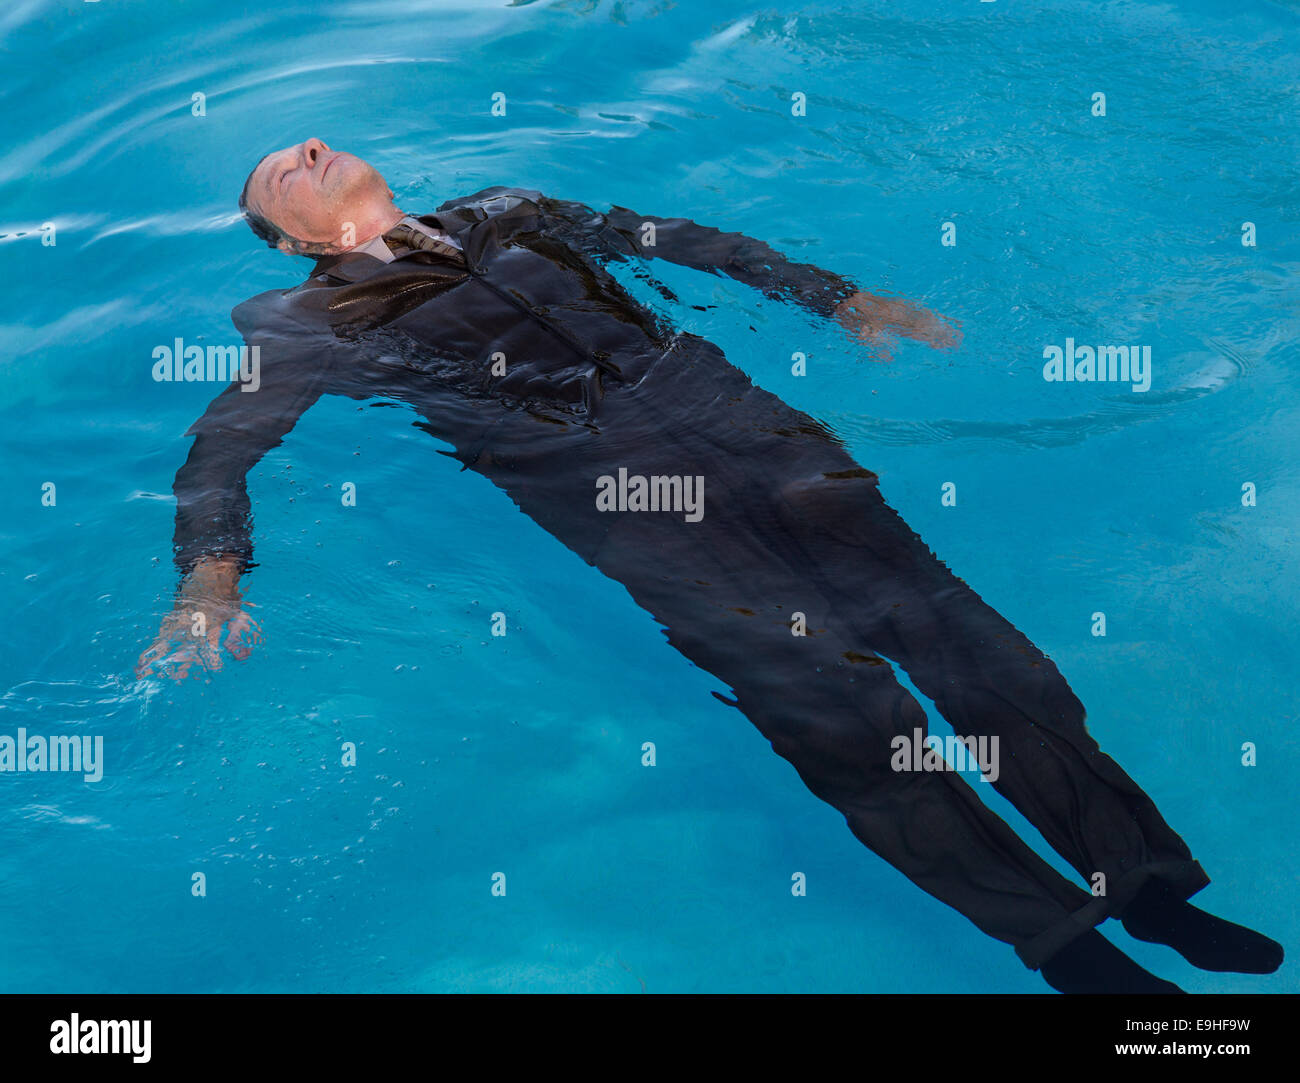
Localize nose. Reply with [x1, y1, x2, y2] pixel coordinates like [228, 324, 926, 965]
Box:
[301, 137, 331, 167]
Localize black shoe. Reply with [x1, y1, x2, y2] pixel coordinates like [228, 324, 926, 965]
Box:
[1121, 880, 1284, 974]
[1040, 929, 1185, 994]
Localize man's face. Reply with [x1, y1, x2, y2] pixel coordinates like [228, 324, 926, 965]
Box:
[245, 137, 393, 253]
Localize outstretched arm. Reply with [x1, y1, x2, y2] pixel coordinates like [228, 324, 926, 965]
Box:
[539, 195, 961, 356]
[138, 308, 326, 680]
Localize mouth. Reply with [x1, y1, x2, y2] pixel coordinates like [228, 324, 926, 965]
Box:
[321, 152, 340, 182]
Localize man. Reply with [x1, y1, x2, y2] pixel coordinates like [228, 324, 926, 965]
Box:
[139, 137, 1283, 993]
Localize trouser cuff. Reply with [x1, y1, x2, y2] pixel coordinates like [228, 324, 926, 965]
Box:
[1015, 859, 1212, 971]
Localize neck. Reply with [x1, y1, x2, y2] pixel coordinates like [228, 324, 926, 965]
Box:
[348, 206, 405, 250]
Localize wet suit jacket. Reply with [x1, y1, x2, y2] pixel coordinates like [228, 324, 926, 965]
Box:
[171, 187, 1210, 969]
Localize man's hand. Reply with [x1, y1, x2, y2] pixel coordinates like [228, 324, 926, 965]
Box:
[833, 290, 963, 360]
[136, 556, 261, 681]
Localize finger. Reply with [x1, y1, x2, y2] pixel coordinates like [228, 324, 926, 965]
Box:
[158, 645, 198, 683]
[918, 321, 960, 349]
[223, 612, 261, 660]
[224, 621, 253, 660]
[135, 640, 171, 678]
[856, 328, 895, 363]
[203, 628, 225, 671]
[925, 319, 961, 349]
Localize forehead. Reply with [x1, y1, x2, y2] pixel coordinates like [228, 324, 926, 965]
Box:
[247, 147, 296, 207]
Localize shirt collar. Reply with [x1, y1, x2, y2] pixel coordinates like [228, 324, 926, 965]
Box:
[349, 232, 397, 263]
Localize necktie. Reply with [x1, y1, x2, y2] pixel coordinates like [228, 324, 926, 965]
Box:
[383, 221, 466, 265]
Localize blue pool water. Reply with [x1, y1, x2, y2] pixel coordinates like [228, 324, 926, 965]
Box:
[1, 0, 1297, 993]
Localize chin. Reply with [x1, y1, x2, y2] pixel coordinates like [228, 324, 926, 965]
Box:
[338, 162, 386, 197]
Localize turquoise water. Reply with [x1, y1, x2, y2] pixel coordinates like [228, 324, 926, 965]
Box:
[2, 0, 1297, 992]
